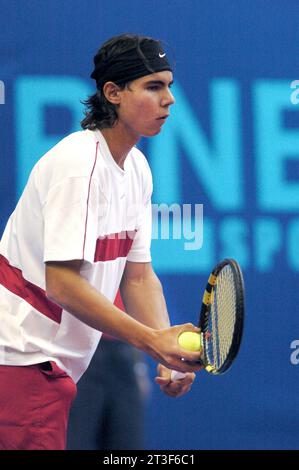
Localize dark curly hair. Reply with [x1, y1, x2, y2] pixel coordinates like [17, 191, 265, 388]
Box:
[80, 83, 128, 130]
[81, 33, 159, 130]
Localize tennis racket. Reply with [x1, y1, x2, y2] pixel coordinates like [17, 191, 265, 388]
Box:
[171, 258, 245, 379]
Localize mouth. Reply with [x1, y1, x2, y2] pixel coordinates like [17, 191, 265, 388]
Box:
[157, 114, 170, 121]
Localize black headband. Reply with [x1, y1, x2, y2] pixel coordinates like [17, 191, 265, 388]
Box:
[91, 38, 172, 90]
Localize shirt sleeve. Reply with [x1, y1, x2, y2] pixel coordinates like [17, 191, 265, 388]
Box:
[43, 177, 100, 264]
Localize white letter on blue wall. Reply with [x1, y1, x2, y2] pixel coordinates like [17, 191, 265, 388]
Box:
[254, 80, 299, 211]
[148, 80, 243, 210]
[15, 76, 92, 195]
[0, 80, 5, 104]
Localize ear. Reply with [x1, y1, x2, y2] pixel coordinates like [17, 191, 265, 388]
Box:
[102, 81, 122, 105]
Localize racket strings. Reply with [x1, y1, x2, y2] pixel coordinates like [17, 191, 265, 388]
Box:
[204, 266, 237, 370]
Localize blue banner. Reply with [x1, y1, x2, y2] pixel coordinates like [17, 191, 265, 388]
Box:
[1, 0, 299, 449]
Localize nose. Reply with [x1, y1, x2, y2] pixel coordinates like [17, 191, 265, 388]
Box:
[162, 88, 175, 107]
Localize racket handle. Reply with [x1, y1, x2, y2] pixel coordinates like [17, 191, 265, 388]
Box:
[171, 370, 187, 381]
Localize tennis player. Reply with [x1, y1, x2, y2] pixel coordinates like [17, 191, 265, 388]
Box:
[0, 33, 202, 450]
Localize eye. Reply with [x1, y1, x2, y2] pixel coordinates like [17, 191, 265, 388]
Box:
[147, 85, 160, 91]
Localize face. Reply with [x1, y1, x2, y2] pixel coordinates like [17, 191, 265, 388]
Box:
[114, 71, 175, 139]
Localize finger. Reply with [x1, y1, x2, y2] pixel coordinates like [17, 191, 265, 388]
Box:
[161, 384, 192, 398]
[168, 358, 203, 373]
[155, 376, 171, 385]
[179, 323, 201, 334]
[157, 363, 172, 379]
[162, 389, 178, 398]
[160, 383, 182, 396]
[175, 386, 192, 397]
[176, 351, 203, 363]
[160, 378, 192, 394]
[172, 348, 204, 365]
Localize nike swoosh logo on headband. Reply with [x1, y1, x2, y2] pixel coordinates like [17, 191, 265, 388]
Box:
[159, 53, 166, 58]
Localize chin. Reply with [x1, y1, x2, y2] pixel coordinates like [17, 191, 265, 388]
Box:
[142, 128, 162, 137]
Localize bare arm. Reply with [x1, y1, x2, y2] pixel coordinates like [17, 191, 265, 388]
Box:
[45, 260, 202, 375]
[119, 261, 170, 330]
[120, 261, 201, 397]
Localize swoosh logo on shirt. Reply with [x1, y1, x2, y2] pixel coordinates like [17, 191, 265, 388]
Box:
[159, 53, 166, 58]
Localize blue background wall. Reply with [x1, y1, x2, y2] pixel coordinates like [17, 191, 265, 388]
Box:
[1, 0, 299, 449]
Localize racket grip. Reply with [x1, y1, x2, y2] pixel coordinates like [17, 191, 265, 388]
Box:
[171, 370, 187, 381]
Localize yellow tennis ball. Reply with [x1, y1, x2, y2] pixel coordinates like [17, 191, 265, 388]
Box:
[178, 332, 202, 351]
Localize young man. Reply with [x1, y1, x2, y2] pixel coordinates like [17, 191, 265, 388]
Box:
[0, 34, 202, 450]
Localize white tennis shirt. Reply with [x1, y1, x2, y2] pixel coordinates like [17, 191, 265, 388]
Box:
[0, 129, 152, 382]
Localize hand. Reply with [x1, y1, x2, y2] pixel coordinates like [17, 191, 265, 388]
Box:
[155, 364, 198, 398]
[144, 323, 203, 373]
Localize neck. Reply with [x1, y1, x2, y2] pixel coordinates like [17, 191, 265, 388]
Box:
[100, 123, 139, 169]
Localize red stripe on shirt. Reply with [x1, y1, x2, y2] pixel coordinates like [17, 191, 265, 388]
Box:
[0, 254, 62, 324]
[94, 230, 136, 262]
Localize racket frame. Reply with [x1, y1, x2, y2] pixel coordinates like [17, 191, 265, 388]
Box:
[199, 258, 245, 375]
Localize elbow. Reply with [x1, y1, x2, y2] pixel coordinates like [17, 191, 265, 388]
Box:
[45, 282, 62, 305]
[45, 271, 65, 306]
[45, 260, 83, 307]
[46, 282, 70, 311]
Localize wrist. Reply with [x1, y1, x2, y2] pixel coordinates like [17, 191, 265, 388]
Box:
[130, 324, 157, 351]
